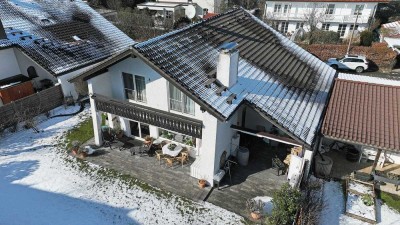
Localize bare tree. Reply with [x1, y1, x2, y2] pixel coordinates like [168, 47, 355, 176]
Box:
[116, 8, 173, 41]
[13, 101, 43, 133]
[298, 179, 326, 225]
[303, 3, 326, 44]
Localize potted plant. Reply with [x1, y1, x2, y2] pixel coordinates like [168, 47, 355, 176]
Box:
[113, 128, 124, 139]
[198, 178, 207, 189]
[71, 140, 80, 155]
[246, 199, 264, 220]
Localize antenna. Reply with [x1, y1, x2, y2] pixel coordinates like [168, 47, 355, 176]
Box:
[186, 5, 196, 19]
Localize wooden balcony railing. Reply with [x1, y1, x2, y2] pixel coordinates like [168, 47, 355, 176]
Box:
[91, 94, 202, 138]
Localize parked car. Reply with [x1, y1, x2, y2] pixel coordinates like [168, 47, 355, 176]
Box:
[326, 55, 369, 73]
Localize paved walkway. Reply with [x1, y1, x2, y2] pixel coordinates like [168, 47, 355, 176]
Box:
[82, 136, 288, 217]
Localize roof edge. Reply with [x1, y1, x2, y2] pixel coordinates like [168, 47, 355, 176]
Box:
[69, 48, 133, 82]
[323, 135, 399, 154]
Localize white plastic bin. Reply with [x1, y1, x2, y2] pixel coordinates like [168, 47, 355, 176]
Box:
[237, 147, 249, 166]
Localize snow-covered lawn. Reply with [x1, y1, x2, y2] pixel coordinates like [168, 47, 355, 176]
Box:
[320, 180, 400, 225]
[0, 106, 243, 225]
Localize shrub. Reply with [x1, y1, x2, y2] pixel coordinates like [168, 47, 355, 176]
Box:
[301, 43, 397, 71]
[360, 30, 373, 46]
[267, 183, 301, 225]
[362, 194, 374, 206]
[306, 30, 340, 44]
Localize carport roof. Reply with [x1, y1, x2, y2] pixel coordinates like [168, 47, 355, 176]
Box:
[322, 74, 400, 152]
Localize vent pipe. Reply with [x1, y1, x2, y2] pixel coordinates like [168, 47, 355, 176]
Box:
[217, 42, 239, 88]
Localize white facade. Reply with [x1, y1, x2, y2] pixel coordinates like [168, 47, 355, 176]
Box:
[86, 55, 311, 185]
[264, 1, 379, 38]
[157, 0, 222, 13]
[87, 56, 231, 184]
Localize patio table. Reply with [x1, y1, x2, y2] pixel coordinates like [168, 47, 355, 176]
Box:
[162, 143, 183, 157]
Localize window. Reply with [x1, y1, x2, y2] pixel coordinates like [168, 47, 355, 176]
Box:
[274, 4, 281, 13]
[354, 5, 364, 15]
[349, 24, 359, 31]
[159, 128, 196, 147]
[283, 4, 291, 14]
[325, 4, 335, 15]
[27, 66, 38, 78]
[296, 22, 304, 29]
[280, 22, 289, 33]
[169, 83, 195, 115]
[337, 24, 347, 37]
[122, 73, 146, 102]
[129, 121, 150, 138]
[322, 23, 330, 31]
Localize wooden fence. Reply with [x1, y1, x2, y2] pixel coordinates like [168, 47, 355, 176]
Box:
[0, 85, 64, 128]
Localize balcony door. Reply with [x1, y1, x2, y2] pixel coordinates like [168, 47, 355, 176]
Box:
[130, 120, 150, 138]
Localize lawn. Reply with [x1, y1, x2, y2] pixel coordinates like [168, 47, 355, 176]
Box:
[381, 191, 400, 213]
[65, 118, 93, 149]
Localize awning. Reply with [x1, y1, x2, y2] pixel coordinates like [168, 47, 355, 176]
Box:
[231, 125, 302, 147]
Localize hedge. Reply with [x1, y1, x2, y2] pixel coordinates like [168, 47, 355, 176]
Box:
[301, 43, 397, 72]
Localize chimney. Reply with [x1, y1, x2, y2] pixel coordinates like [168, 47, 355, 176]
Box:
[0, 20, 6, 39]
[217, 42, 239, 88]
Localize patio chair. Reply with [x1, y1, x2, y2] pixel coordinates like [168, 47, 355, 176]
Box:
[102, 130, 115, 150]
[175, 152, 189, 168]
[164, 156, 175, 168]
[155, 150, 165, 165]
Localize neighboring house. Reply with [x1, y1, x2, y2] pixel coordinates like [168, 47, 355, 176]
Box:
[137, 0, 222, 20]
[263, 0, 387, 38]
[0, 0, 134, 100]
[381, 21, 400, 54]
[71, 8, 337, 185]
[322, 73, 400, 177]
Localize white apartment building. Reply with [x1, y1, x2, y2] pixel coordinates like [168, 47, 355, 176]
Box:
[264, 0, 387, 38]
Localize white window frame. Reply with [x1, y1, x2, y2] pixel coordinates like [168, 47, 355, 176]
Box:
[337, 24, 347, 37]
[325, 4, 335, 15]
[122, 73, 147, 103]
[274, 4, 282, 13]
[354, 5, 364, 15]
[280, 21, 289, 34]
[168, 83, 195, 116]
[322, 23, 330, 31]
[349, 24, 359, 31]
[283, 4, 291, 14]
[296, 22, 304, 29]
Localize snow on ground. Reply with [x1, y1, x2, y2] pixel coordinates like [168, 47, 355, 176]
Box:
[0, 106, 243, 225]
[320, 180, 400, 225]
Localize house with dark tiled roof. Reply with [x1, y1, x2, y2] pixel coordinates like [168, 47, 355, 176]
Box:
[70, 8, 337, 186]
[0, 0, 134, 103]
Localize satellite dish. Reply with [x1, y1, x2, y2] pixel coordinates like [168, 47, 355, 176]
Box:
[186, 5, 196, 19]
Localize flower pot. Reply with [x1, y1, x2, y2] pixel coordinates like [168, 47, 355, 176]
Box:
[251, 211, 262, 220]
[198, 180, 206, 189]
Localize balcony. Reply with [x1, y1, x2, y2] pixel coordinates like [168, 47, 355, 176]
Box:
[91, 94, 202, 138]
[267, 12, 370, 24]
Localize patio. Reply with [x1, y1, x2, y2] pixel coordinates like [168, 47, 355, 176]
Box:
[323, 150, 400, 195]
[81, 135, 288, 217]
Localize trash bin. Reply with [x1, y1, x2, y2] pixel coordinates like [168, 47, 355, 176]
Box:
[315, 155, 333, 177]
[237, 147, 249, 166]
